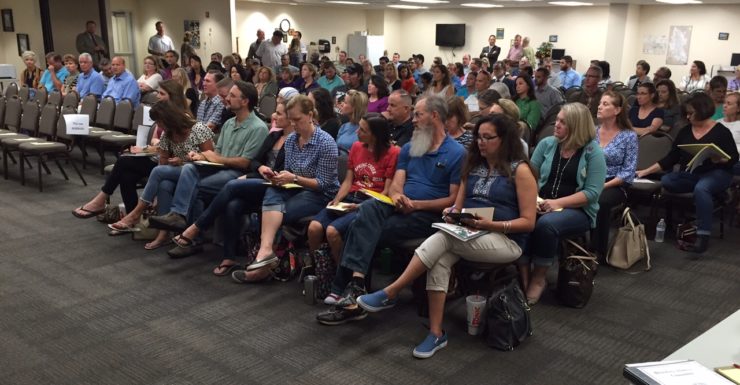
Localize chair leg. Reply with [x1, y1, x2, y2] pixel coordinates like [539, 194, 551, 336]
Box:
[41, 159, 51, 175]
[38, 154, 43, 192]
[53, 158, 69, 180]
[66, 154, 87, 186]
[3, 146, 8, 180]
[19, 151, 26, 186]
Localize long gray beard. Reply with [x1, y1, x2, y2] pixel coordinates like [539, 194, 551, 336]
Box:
[409, 126, 434, 157]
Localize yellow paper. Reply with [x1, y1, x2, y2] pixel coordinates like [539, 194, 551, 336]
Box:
[360, 189, 394, 205]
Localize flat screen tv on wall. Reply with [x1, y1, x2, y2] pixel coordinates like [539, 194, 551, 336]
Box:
[436, 24, 465, 47]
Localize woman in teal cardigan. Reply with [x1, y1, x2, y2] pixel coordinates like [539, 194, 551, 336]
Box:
[520, 102, 606, 305]
[514, 76, 541, 131]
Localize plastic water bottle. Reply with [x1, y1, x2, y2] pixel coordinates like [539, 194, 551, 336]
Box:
[655, 219, 666, 243]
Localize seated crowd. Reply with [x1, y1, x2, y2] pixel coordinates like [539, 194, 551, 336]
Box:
[29, 25, 739, 360]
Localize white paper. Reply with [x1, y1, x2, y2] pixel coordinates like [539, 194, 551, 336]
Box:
[64, 114, 90, 135]
[142, 106, 154, 126]
[639, 360, 732, 385]
[135, 125, 151, 147]
[633, 178, 657, 184]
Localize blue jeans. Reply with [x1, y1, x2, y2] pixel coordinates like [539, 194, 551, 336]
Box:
[262, 187, 330, 224]
[521, 208, 591, 266]
[661, 169, 733, 235]
[168, 163, 242, 218]
[311, 209, 359, 239]
[140, 165, 183, 206]
[193, 177, 268, 261]
[330, 200, 438, 294]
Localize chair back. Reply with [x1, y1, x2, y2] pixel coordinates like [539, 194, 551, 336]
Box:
[637, 133, 673, 170]
[337, 151, 349, 182]
[3, 96, 22, 132]
[140, 91, 159, 105]
[38, 103, 60, 138]
[57, 106, 78, 142]
[259, 94, 277, 117]
[35, 87, 48, 106]
[18, 85, 30, 102]
[668, 119, 688, 140]
[626, 94, 637, 107]
[0, 96, 5, 125]
[565, 87, 582, 102]
[113, 99, 134, 133]
[4, 82, 18, 98]
[47, 90, 62, 107]
[19, 101, 41, 135]
[611, 81, 626, 91]
[62, 91, 80, 109]
[80, 94, 98, 122]
[132, 103, 145, 128]
[535, 122, 555, 146]
[94, 97, 116, 128]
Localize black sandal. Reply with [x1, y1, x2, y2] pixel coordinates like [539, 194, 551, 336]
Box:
[213, 262, 239, 277]
[172, 234, 194, 249]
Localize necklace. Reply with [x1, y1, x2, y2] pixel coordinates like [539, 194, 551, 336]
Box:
[550, 148, 573, 198]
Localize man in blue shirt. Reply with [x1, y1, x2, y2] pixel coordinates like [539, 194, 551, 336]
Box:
[316, 95, 465, 326]
[558, 55, 582, 90]
[412, 54, 427, 84]
[38, 52, 69, 92]
[101, 56, 140, 107]
[76, 53, 105, 100]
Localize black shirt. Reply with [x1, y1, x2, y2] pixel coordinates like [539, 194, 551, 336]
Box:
[658, 122, 739, 174]
[541, 145, 584, 199]
[391, 118, 414, 147]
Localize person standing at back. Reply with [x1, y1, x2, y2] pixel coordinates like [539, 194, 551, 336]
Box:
[256, 30, 288, 70]
[480, 35, 501, 65]
[75, 20, 107, 67]
[148, 21, 175, 64]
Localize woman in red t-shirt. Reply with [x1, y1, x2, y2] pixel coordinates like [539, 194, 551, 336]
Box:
[307, 113, 400, 304]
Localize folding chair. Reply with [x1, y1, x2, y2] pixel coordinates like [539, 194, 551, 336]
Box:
[3, 82, 18, 99]
[18, 106, 87, 191]
[2, 101, 41, 179]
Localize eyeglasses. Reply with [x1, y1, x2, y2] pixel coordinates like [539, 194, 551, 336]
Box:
[475, 135, 499, 142]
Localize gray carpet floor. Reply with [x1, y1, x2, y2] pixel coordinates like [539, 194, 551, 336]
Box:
[1, 155, 739, 385]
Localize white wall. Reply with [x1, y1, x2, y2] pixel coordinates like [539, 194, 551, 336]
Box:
[109, 0, 232, 75]
[0, 0, 44, 78]
[234, 3, 368, 61]
[398, 6, 610, 73]
[636, 4, 740, 82]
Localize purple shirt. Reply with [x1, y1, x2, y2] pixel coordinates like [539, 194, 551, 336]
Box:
[367, 96, 389, 113]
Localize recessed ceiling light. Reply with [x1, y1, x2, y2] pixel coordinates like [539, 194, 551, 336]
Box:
[326, 0, 368, 4]
[461, 3, 504, 7]
[388, 4, 429, 8]
[548, 1, 593, 5]
[655, 0, 701, 3]
[400, 0, 449, 3]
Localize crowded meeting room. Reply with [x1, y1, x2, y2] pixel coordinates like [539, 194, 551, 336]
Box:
[0, 0, 739, 383]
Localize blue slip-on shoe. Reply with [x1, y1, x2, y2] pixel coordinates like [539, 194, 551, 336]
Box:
[357, 290, 397, 313]
[412, 332, 448, 359]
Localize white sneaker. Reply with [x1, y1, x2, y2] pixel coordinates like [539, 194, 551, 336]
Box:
[323, 293, 342, 305]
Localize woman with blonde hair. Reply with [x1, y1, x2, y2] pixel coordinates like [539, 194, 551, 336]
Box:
[171, 67, 199, 116]
[336, 90, 368, 152]
[138, 55, 163, 92]
[20, 51, 43, 89]
[520, 103, 606, 305]
[384, 63, 401, 92]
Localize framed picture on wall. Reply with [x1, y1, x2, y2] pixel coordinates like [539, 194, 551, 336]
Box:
[184, 20, 200, 49]
[718, 32, 729, 41]
[17, 33, 29, 56]
[2, 9, 13, 32]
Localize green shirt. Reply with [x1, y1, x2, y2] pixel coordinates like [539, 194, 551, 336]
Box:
[712, 105, 724, 121]
[516, 97, 542, 131]
[215, 111, 268, 165]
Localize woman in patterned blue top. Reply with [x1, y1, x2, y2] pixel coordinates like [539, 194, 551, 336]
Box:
[356, 114, 537, 359]
[235, 95, 340, 282]
[593, 91, 638, 259]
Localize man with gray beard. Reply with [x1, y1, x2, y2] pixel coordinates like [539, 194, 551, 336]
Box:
[317, 95, 466, 325]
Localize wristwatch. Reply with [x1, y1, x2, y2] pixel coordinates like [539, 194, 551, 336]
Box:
[293, 175, 298, 184]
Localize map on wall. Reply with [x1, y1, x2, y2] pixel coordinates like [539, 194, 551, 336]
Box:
[642, 35, 667, 55]
[666, 25, 692, 65]
[184, 20, 201, 49]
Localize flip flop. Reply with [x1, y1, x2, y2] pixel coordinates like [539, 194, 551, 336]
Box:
[144, 238, 173, 250]
[213, 262, 239, 277]
[72, 206, 105, 219]
[245, 254, 279, 271]
[108, 222, 140, 232]
[172, 234, 194, 249]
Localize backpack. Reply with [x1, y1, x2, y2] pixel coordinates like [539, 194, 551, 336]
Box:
[485, 276, 532, 351]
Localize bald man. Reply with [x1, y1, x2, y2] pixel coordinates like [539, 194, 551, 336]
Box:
[101, 56, 140, 107]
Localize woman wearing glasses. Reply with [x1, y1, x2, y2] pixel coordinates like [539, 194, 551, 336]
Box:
[355, 114, 538, 359]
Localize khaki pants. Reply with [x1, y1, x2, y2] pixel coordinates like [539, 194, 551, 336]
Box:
[416, 231, 522, 292]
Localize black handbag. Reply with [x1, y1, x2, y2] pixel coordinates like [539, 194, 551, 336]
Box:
[556, 240, 598, 308]
[485, 276, 532, 351]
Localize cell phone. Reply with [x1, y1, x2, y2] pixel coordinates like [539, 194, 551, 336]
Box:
[446, 212, 476, 222]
